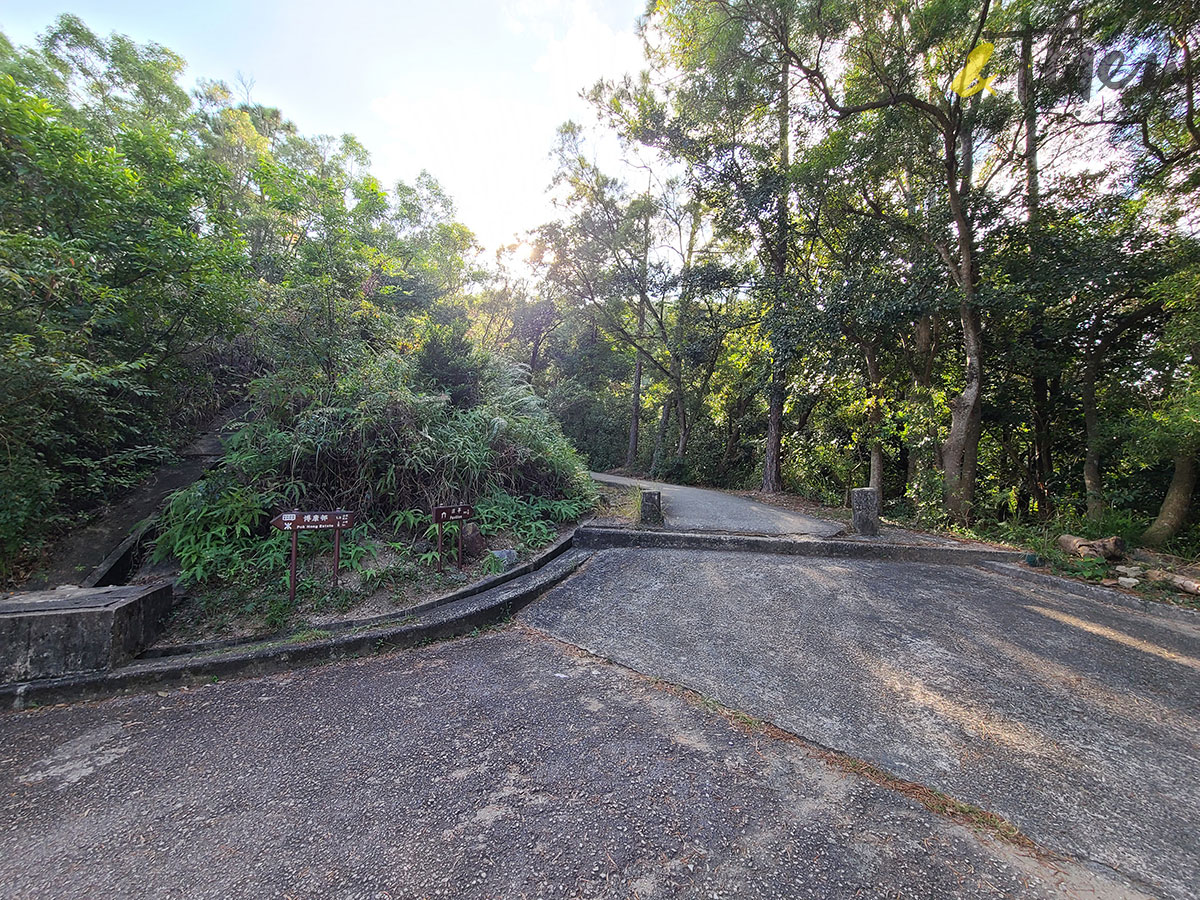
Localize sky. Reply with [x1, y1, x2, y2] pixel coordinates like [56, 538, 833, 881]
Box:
[0, 0, 650, 255]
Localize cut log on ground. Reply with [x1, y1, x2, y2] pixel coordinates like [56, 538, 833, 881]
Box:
[1147, 570, 1200, 596]
[1057, 534, 1126, 560]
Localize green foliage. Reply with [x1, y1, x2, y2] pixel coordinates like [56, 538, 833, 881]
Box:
[414, 319, 487, 408]
[0, 16, 504, 582]
[5, 4, 1200, 589]
[156, 350, 594, 586]
[154, 479, 282, 587]
[515, 0, 1199, 552]
[390, 508, 431, 532]
[541, 338, 632, 472]
[0, 67, 246, 577]
[475, 488, 594, 548]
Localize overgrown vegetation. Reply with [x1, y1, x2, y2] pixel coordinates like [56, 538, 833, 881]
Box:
[3, 5, 1197, 597]
[0, 60, 245, 575]
[0, 16, 595, 607]
[155, 353, 592, 588]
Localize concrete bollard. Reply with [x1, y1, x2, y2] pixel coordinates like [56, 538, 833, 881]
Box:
[851, 487, 880, 536]
[639, 490, 663, 526]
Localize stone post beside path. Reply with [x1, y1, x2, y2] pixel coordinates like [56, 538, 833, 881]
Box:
[851, 487, 880, 536]
[639, 490, 663, 526]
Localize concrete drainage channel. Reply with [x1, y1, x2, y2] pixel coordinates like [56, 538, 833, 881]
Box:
[79, 515, 161, 588]
[575, 524, 1026, 565]
[139, 533, 581, 661]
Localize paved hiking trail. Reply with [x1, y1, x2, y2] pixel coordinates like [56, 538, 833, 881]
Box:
[0, 630, 1144, 899]
[1, 474, 1196, 898]
[523, 547, 1200, 898]
[592, 473, 845, 537]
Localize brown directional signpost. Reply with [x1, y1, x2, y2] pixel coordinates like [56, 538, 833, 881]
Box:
[270, 509, 356, 604]
[432, 504, 474, 572]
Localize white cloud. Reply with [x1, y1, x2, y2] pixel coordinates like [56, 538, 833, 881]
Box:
[527, 0, 645, 100]
[367, 0, 645, 255]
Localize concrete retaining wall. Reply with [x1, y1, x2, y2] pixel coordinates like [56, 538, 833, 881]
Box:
[575, 525, 1024, 565]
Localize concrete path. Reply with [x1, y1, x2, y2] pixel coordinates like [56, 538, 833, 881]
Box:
[522, 549, 1200, 899]
[0, 629, 1134, 899]
[592, 473, 844, 537]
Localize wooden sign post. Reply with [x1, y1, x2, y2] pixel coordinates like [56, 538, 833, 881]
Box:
[270, 510, 357, 604]
[432, 505, 474, 572]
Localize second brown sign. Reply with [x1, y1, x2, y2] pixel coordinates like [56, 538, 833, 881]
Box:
[432, 505, 474, 524]
[432, 504, 474, 570]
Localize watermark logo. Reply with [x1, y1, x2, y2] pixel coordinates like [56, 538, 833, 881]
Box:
[950, 23, 1178, 100]
[951, 41, 998, 97]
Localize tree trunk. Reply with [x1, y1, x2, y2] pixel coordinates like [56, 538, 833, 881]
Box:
[624, 300, 645, 470]
[870, 445, 885, 496]
[1020, 25, 1040, 227]
[939, 106, 984, 525]
[675, 427, 691, 462]
[1057, 534, 1126, 559]
[1081, 358, 1104, 523]
[762, 368, 784, 493]
[673, 356, 689, 459]
[649, 400, 671, 479]
[1031, 365, 1054, 516]
[906, 316, 937, 493]
[1022, 25, 1055, 518]
[722, 393, 750, 473]
[674, 205, 700, 464]
[625, 354, 642, 470]
[1141, 455, 1196, 547]
[762, 37, 789, 495]
[1079, 304, 1167, 522]
[913, 316, 935, 389]
[529, 336, 542, 374]
[941, 303, 983, 523]
[864, 343, 884, 497]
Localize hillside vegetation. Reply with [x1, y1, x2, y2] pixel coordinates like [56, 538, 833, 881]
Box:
[0, 17, 593, 593]
[3, 4, 1198, 593]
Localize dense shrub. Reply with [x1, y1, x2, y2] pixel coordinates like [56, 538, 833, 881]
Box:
[155, 350, 594, 585]
[543, 379, 631, 472]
